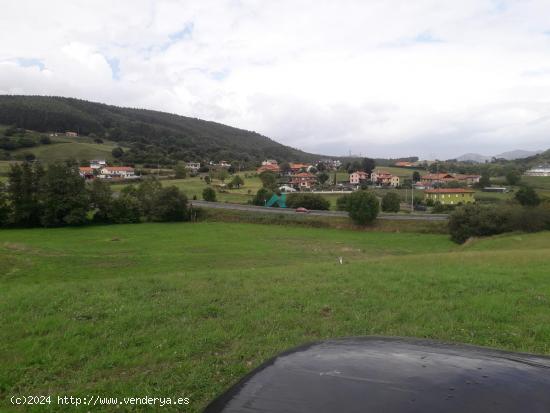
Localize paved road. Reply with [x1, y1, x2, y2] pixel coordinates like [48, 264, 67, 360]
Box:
[191, 200, 449, 221]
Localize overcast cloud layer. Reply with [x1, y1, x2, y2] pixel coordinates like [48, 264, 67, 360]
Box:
[1, 0, 550, 159]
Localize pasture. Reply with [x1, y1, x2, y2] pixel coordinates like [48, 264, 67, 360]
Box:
[1, 222, 550, 412]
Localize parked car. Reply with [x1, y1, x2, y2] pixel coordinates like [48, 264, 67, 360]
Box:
[414, 204, 427, 212]
[295, 207, 309, 213]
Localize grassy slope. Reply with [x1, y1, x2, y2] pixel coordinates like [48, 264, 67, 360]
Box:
[1, 223, 549, 412]
[10, 136, 120, 163]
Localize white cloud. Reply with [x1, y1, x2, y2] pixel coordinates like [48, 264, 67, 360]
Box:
[1, 0, 550, 158]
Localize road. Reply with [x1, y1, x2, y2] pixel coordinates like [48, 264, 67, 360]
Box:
[190, 200, 449, 221]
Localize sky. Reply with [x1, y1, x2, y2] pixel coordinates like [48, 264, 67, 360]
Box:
[1, 0, 550, 159]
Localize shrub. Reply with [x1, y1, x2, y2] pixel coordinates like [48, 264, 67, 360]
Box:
[336, 194, 351, 211]
[448, 203, 550, 243]
[286, 193, 330, 210]
[515, 185, 541, 206]
[110, 195, 142, 224]
[202, 187, 217, 202]
[381, 192, 400, 212]
[252, 188, 272, 206]
[348, 190, 379, 225]
[152, 186, 188, 221]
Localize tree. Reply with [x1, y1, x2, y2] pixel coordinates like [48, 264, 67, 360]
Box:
[7, 162, 43, 227]
[136, 178, 162, 221]
[112, 147, 124, 158]
[231, 175, 244, 188]
[202, 187, 217, 202]
[204, 175, 211, 185]
[318, 172, 330, 185]
[174, 164, 187, 179]
[515, 186, 541, 206]
[361, 158, 376, 175]
[279, 162, 291, 175]
[217, 169, 229, 183]
[252, 188, 272, 206]
[381, 192, 400, 212]
[152, 186, 188, 221]
[88, 179, 112, 222]
[41, 162, 89, 226]
[110, 194, 142, 224]
[348, 190, 379, 225]
[505, 169, 522, 186]
[316, 162, 326, 172]
[412, 171, 421, 182]
[286, 193, 330, 210]
[0, 182, 11, 227]
[259, 171, 277, 190]
[336, 194, 351, 211]
[476, 171, 491, 189]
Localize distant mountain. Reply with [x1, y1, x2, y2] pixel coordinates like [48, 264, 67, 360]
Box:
[456, 149, 543, 163]
[495, 149, 543, 160]
[455, 153, 492, 163]
[0, 95, 320, 165]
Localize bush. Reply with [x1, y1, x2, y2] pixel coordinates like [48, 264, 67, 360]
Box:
[252, 188, 272, 206]
[202, 187, 217, 202]
[381, 192, 400, 212]
[336, 194, 351, 211]
[152, 186, 188, 221]
[110, 195, 142, 224]
[515, 185, 541, 206]
[286, 193, 330, 210]
[448, 203, 550, 243]
[348, 190, 379, 225]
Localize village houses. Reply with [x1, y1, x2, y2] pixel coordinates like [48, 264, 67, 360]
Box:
[349, 171, 368, 185]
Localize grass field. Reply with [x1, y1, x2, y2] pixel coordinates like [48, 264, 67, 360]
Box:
[112, 173, 264, 205]
[10, 136, 122, 164]
[1, 222, 550, 412]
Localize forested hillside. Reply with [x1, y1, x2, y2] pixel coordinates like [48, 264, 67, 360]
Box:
[0, 95, 318, 165]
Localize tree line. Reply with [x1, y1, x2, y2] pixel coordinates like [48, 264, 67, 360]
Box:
[0, 162, 191, 228]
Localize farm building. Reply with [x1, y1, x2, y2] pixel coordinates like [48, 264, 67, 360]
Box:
[424, 188, 475, 205]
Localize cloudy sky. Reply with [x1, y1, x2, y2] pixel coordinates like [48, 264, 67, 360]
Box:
[1, 0, 550, 159]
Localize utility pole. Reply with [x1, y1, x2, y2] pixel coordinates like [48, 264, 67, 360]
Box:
[411, 184, 414, 213]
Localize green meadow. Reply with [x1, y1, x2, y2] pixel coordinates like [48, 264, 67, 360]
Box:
[1, 222, 550, 412]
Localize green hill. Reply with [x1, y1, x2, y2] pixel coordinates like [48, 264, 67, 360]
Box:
[0, 95, 319, 165]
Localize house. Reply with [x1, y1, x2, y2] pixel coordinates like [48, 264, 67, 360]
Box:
[79, 167, 95, 180]
[289, 163, 311, 174]
[185, 162, 201, 172]
[424, 188, 475, 205]
[100, 166, 136, 179]
[349, 171, 368, 184]
[525, 164, 550, 177]
[421, 173, 456, 185]
[454, 174, 481, 185]
[262, 159, 278, 166]
[65, 131, 78, 137]
[290, 172, 317, 190]
[218, 160, 231, 168]
[257, 163, 280, 174]
[371, 171, 400, 187]
[90, 159, 106, 169]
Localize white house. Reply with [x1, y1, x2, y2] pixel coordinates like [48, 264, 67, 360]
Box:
[525, 164, 550, 177]
[185, 162, 201, 171]
[100, 166, 136, 179]
[262, 159, 278, 166]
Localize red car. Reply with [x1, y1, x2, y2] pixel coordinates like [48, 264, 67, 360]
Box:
[295, 207, 309, 213]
